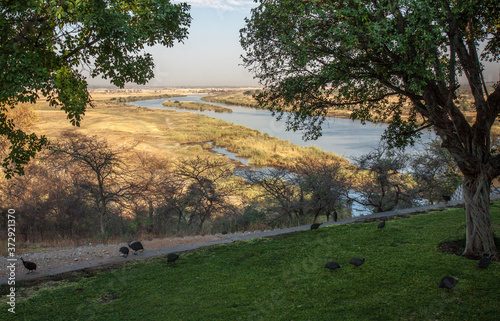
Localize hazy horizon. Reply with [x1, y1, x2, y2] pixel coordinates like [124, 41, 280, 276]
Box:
[86, 0, 499, 89]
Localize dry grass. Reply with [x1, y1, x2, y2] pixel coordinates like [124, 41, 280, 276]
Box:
[34, 90, 204, 161]
[203, 88, 500, 138]
[33, 89, 350, 170]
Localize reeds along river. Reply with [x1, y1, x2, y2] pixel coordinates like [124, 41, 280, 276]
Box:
[130, 94, 435, 161]
[130, 95, 436, 216]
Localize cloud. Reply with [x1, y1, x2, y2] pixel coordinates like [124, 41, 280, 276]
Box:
[174, 0, 256, 11]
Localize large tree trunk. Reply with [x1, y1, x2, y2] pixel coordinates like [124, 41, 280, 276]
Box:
[462, 172, 497, 258]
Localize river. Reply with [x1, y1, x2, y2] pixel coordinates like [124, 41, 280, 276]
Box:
[129, 95, 436, 216]
[130, 94, 435, 160]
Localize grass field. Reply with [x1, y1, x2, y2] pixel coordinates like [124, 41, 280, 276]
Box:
[2, 203, 499, 320]
[32, 89, 347, 170]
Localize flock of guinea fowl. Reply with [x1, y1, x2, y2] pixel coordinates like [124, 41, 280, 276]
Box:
[19, 219, 493, 291]
[315, 219, 493, 290]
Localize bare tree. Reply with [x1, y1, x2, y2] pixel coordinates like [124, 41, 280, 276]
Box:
[410, 140, 463, 204]
[125, 151, 189, 235]
[175, 156, 234, 233]
[293, 157, 348, 222]
[352, 144, 418, 213]
[245, 168, 304, 224]
[247, 159, 349, 224]
[1, 162, 55, 241]
[52, 131, 131, 234]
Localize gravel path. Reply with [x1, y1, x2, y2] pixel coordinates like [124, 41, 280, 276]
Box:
[1, 233, 248, 278]
[4, 196, 493, 284]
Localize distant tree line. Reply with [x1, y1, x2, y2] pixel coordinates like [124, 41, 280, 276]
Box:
[0, 132, 461, 243]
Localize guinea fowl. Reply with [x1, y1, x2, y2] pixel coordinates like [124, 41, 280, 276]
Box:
[324, 261, 342, 271]
[20, 257, 37, 273]
[310, 223, 322, 230]
[128, 241, 144, 254]
[438, 276, 459, 289]
[167, 252, 180, 263]
[478, 253, 492, 269]
[119, 246, 129, 258]
[349, 257, 365, 268]
[378, 220, 386, 229]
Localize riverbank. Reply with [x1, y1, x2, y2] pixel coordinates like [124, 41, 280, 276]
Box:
[34, 91, 347, 170]
[145, 94, 410, 160]
[201, 88, 500, 138]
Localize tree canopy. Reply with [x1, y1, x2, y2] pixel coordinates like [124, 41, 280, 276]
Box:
[0, 0, 191, 177]
[241, 0, 500, 257]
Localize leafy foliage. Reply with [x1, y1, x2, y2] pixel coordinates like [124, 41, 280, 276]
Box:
[241, 0, 500, 256]
[240, 0, 500, 159]
[0, 0, 191, 177]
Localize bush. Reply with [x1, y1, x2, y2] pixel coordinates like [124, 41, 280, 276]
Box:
[237, 205, 267, 229]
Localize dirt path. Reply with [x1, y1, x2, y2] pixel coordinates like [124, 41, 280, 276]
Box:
[3, 196, 498, 286]
[1, 233, 246, 279]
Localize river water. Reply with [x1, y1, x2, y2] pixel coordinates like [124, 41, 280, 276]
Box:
[130, 95, 436, 216]
[130, 94, 435, 161]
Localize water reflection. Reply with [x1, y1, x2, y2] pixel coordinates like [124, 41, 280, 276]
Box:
[130, 95, 436, 217]
[130, 95, 435, 160]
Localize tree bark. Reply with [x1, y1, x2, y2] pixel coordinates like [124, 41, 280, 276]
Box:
[99, 211, 105, 235]
[462, 171, 497, 258]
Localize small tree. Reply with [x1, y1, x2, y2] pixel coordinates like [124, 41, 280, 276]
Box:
[175, 156, 234, 233]
[246, 160, 349, 224]
[246, 168, 304, 223]
[410, 140, 463, 203]
[127, 151, 187, 235]
[1, 162, 55, 241]
[52, 132, 130, 234]
[293, 157, 348, 222]
[352, 144, 418, 213]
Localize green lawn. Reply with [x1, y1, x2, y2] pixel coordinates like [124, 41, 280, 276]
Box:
[2, 203, 499, 320]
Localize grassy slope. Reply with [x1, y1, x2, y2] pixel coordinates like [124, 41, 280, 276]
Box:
[2, 203, 499, 320]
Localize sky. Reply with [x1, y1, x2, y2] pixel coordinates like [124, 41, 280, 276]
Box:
[90, 0, 260, 88]
[88, 0, 499, 88]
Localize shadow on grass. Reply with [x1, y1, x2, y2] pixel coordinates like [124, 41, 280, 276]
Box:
[437, 237, 500, 261]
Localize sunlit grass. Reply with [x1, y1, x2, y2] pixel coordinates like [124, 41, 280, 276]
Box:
[162, 100, 232, 113]
[2, 202, 499, 320]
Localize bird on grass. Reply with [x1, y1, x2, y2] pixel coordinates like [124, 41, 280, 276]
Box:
[167, 252, 180, 263]
[438, 276, 459, 289]
[310, 223, 322, 230]
[378, 220, 386, 229]
[324, 261, 342, 271]
[333, 209, 338, 222]
[349, 257, 365, 268]
[478, 253, 492, 269]
[119, 246, 129, 258]
[128, 241, 144, 255]
[20, 257, 37, 273]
